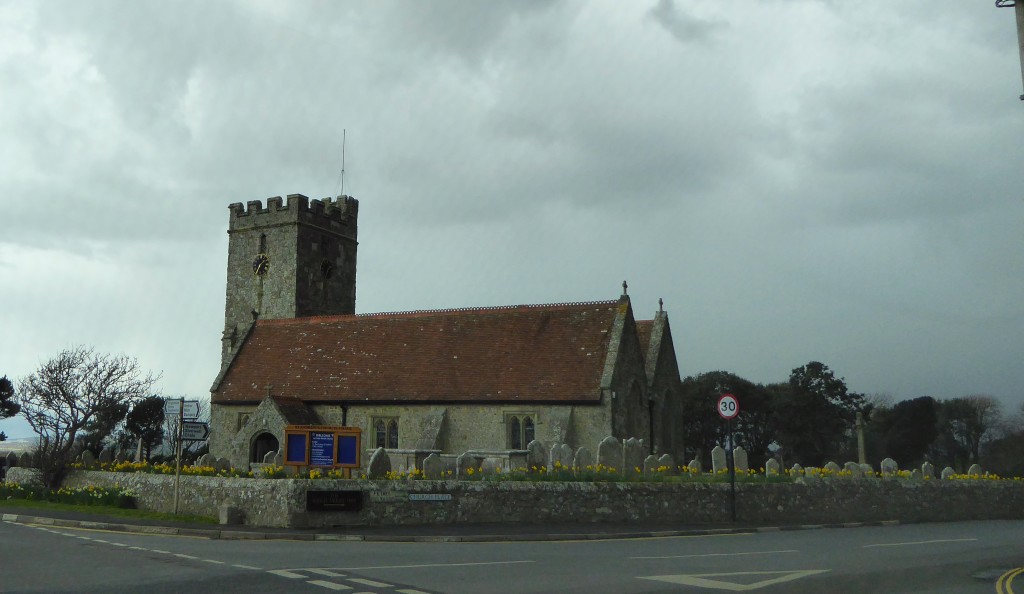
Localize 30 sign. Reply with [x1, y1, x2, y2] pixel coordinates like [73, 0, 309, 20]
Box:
[717, 393, 740, 420]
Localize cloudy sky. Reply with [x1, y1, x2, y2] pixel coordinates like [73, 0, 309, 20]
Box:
[2, 1, 1022, 439]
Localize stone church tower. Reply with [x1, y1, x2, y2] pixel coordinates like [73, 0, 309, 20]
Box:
[220, 194, 358, 366]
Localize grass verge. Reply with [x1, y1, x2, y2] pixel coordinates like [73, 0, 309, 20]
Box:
[0, 498, 217, 524]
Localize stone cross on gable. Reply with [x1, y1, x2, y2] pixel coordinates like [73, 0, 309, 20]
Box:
[265, 384, 273, 398]
[622, 280, 628, 296]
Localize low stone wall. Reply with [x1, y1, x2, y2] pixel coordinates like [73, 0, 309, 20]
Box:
[6, 469, 1013, 529]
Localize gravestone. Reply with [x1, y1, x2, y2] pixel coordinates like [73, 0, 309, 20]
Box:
[5, 452, 16, 468]
[198, 453, 215, 468]
[711, 446, 727, 474]
[367, 447, 391, 479]
[98, 448, 113, 464]
[549, 443, 573, 470]
[643, 455, 659, 476]
[921, 462, 935, 480]
[263, 450, 278, 464]
[481, 457, 504, 474]
[216, 457, 232, 473]
[824, 461, 841, 475]
[968, 463, 983, 477]
[19, 452, 32, 468]
[860, 463, 875, 477]
[790, 463, 803, 476]
[114, 450, 127, 464]
[657, 454, 674, 474]
[844, 461, 863, 478]
[81, 450, 95, 468]
[623, 438, 644, 476]
[733, 446, 748, 474]
[422, 453, 444, 480]
[572, 447, 593, 472]
[880, 458, 898, 477]
[800, 467, 820, 483]
[911, 469, 921, 480]
[272, 451, 283, 466]
[765, 458, 779, 476]
[526, 440, 548, 471]
[558, 444, 573, 470]
[687, 458, 702, 474]
[596, 436, 623, 473]
[941, 466, 955, 480]
[457, 453, 483, 478]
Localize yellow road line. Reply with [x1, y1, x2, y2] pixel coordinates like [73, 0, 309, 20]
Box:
[997, 567, 1024, 594]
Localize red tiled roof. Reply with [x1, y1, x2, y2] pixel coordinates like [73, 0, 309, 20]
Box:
[214, 300, 628, 404]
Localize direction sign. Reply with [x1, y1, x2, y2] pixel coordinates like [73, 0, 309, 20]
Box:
[181, 421, 210, 441]
[717, 393, 740, 420]
[163, 399, 201, 419]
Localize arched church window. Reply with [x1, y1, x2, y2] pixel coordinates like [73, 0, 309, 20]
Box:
[387, 420, 399, 449]
[509, 416, 522, 450]
[374, 419, 386, 449]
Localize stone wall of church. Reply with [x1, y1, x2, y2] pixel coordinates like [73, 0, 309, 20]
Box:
[210, 401, 617, 469]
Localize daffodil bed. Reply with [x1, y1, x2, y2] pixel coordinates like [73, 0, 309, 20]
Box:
[1, 480, 136, 508]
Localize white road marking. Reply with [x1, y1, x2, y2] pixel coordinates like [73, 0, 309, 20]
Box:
[268, 569, 308, 579]
[233, 564, 262, 570]
[306, 580, 352, 591]
[641, 570, 830, 591]
[306, 569, 347, 577]
[632, 549, 798, 560]
[92, 539, 109, 543]
[152, 549, 172, 554]
[396, 590, 432, 594]
[863, 538, 977, 548]
[339, 560, 535, 570]
[348, 578, 392, 587]
[77, 536, 92, 540]
[173, 553, 199, 560]
[203, 559, 226, 565]
[110, 542, 128, 547]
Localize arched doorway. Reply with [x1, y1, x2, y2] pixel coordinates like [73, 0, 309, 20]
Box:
[251, 432, 280, 464]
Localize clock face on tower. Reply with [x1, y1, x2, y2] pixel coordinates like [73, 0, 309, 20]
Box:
[252, 253, 270, 276]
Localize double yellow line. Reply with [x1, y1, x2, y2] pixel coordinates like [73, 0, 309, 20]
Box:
[998, 567, 1024, 594]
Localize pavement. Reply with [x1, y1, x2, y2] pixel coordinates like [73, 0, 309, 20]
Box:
[0, 504, 901, 542]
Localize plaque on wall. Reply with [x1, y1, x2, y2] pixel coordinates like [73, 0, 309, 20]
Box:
[306, 490, 363, 512]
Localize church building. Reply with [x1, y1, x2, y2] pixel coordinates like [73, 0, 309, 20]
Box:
[209, 194, 685, 470]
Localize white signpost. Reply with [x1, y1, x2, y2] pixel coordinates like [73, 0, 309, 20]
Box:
[164, 398, 204, 514]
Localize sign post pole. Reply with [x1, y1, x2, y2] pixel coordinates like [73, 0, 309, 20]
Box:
[171, 399, 183, 515]
[717, 393, 740, 523]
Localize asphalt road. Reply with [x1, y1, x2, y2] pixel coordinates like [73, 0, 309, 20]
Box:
[2, 519, 1022, 593]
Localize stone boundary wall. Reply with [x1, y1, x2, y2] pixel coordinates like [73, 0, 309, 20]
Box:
[11, 469, 1021, 529]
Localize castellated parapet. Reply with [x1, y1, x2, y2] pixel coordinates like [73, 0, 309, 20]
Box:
[228, 194, 358, 239]
[221, 193, 360, 368]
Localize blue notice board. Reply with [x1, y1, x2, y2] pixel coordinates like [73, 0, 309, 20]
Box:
[286, 433, 308, 464]
[337, 434, 359, 466]
[309, 432, 335, 467]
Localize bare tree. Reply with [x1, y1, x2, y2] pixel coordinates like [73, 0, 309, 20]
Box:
[17, 347, 158, 488]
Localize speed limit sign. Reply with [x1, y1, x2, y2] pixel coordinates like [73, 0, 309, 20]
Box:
[717, 393, 739, 420]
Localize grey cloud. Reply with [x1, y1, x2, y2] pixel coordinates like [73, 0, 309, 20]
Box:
[648, 0, 726, 46]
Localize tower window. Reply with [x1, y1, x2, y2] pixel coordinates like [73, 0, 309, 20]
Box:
[259, 233, 267, 253]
